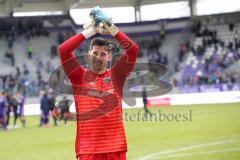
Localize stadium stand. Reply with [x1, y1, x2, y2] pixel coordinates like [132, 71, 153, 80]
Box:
[174, 21, 240, 93]
[1, 15, 240, 97]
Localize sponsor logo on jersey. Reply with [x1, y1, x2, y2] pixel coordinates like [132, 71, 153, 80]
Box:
[88, 81, 95, 85]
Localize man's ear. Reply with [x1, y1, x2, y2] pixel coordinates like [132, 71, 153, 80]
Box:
[108, 52, 112, 61]
[87, 51, 91, 59]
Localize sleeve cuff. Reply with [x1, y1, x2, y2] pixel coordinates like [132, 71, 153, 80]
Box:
[109, 24, 119, 36]
[81, 27, 96, 39]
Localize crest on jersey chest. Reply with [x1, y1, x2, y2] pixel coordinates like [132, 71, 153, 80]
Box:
[103, 77, 112, 84]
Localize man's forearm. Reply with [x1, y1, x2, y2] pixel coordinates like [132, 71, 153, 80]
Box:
[58, 33, 86, 62]
[58, 29, 96, 82]
[114, 31, 139, 63]
[58, 33, 87, 82]
[58, 27, 96, 60]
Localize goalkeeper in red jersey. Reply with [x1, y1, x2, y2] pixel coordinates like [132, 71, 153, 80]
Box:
[58, 7, 139, 160]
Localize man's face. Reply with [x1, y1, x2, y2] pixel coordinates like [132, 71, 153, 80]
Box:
[88, 45, 112, 74]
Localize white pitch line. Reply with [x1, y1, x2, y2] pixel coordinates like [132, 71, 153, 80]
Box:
[138, 138, 240, 160]
[153, 147, 240, 159]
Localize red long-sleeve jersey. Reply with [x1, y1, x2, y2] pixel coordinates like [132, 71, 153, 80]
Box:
[58, 31, 139, 156]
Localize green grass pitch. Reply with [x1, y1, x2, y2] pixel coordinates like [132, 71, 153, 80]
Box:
[0, 103, 240, 160]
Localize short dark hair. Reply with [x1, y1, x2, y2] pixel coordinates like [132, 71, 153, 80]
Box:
[89, 37, 111, 52]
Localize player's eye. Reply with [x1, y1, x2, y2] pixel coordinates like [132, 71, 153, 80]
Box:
[100, 52, 107, 57]
[93, 51, 98, 55]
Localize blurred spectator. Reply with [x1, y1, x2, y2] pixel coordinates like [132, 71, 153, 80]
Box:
[229, 23, 235, 32]
[39, 91, 51, 127]
[5, 48, 15, 66]
[16, 66, 21, 78]
[57, 32, 64, 45]
[142, 87, 152, 116]
[159, 20, 166, 40]
[50, 44, 57, 58]
[23, 63, 29, 76]
[48, 89, 58, 126]
[7, 94, 19, 128]
[58, 96, 71, 124]
[46, 60, 55, 73]
[0, 92, 7, 130]
[27, 43, 33, 59]
[178, 44, 187, 62]
[15, 92, 26, 127]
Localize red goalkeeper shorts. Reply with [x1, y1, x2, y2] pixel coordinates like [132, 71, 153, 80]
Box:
[77, 151, 126, 160]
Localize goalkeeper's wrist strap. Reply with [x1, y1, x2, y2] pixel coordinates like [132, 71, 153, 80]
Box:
[82, 27, 96, 39]
[109, 24, 119, 36]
